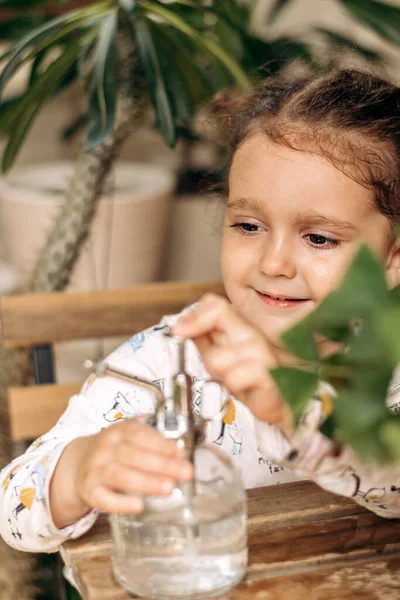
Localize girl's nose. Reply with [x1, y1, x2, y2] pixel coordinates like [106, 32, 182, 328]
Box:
[259, 238, 296, 279]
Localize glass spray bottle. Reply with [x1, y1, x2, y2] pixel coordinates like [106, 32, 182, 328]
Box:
[102, 333, 248, 600]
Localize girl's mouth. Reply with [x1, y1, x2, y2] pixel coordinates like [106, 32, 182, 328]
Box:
[256, 291, 310, 309]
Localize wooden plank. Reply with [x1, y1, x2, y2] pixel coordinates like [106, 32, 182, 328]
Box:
[62, 482, 400, 600]
[71, 551, 400, 600]
[235, 553, 400, 600]
[0, 280, 225, 348]
[9, 383, 80, 441]
[64, 482, 399, 561]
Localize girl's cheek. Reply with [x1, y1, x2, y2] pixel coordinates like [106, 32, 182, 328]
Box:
[306, 254, 350, 302]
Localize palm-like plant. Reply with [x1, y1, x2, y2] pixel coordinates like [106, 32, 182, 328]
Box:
[0, 0, 258, 293]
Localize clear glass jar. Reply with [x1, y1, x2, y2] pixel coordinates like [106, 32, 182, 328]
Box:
[110, 443, 247, 600]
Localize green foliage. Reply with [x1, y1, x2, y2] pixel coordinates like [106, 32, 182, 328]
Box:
[132, 16, 176, 146]
[85, 12, 117, 150]
[270, 367, 319, 424]
[0, 0, 52, 7]
[275, 245, 400, 464]
[2, 41, 79, 171]
[0, 0, 254, 171]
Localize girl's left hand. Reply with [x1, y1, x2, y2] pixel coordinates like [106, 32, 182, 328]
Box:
[172, 294, 292, 429]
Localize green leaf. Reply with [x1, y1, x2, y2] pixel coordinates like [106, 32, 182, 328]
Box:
[2, 42, 80, 172]
[62, 113, 89, 143]
[339, 0, 400, 46]
[334, 389, 388, 435]
[118, 0, 138, 11]
[0, 2, 113, 99]
[28, 47, 49, 87]
[85, 13, 117, 150]
[390, 284, 400, 303]
[152, 24, 209, 105]
[380, 417, 400, 462]
[343, 318, 394, 369]
[142, 1, 251, 90]
[280, 318, 318, 362]
[270, 367, 319, 425]
[0, 15, 73, 98]
[0, 15, 49, 41]
[211, 0, 252, 31]
[149, 25, 193, 124]
[267, 0, 296, 25]
[0, 0, 48, 6]
[308, 246, 389, 339]
[212, 14, 253, 66]
[131, 17, 176, 147]
[320, 415, 336, 439]
[342, 428, 390, 463]
[0, 96, 22, 136]
[377, 305, 400, 363]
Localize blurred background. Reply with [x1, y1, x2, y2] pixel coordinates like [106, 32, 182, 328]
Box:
[0, 0, 400, 598]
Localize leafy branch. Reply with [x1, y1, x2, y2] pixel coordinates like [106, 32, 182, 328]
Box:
[271, 246, 400, 464]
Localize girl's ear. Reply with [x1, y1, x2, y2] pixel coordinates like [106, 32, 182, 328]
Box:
[386, 238, 400, 289]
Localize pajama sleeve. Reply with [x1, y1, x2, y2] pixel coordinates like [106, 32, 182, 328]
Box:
[255, 369, 400, 518]
[0, 320, 178, 553]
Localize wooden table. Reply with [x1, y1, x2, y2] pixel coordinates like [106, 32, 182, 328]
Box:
[61, 481, 400, 600]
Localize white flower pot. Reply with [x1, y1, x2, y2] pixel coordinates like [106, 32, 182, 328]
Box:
[162, 194, 224, 282]
[0, 161, 175, 291]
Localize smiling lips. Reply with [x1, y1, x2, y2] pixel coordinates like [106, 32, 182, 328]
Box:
[256, 290, 310, 309]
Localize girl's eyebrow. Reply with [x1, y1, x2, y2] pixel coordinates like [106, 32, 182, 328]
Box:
[227, 197, 265, 213]
[296, 210, 359, 232]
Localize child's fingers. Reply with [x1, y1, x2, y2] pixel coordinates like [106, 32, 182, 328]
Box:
[121, 420, 182, 457]
[193, 342, 273, 384]
[87, 485, 144, 515]
[204, 337, 276, 374]
[173, 294, 255, 344]
[101, 462, 176, 497]
[221, 358, 268, 397]
[246, 387, 288, 425]
[219, 359, 284, 421]
[117, 442, 193, 481]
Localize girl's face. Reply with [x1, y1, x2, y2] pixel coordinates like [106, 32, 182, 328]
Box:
[221, 133, 399, 345]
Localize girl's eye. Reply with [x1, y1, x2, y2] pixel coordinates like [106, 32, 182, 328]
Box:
[305, 233, 340, 248]
[230, 222, 263, 234]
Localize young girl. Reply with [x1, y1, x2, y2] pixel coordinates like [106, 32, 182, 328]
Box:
[1, 68, 400, 553]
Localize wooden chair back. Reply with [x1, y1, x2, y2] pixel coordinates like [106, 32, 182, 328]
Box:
[0, 280, 225, 442]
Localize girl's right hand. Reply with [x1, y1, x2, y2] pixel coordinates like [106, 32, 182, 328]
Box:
[50, 417, 193, 528]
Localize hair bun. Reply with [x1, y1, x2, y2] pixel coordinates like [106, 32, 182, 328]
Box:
[205, 90, 253, 146]
[208, 89, 253, 120]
